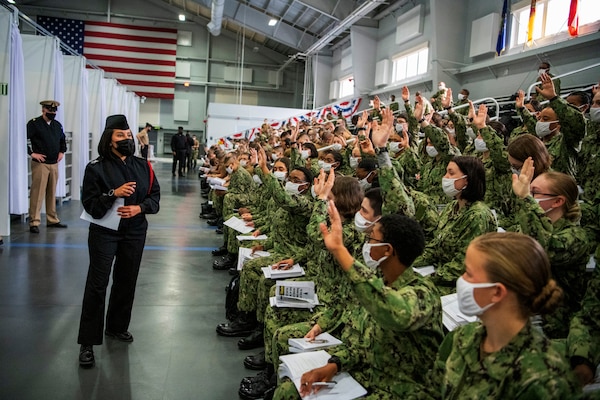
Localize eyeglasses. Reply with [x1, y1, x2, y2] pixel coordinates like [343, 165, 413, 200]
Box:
[365, 234, 384, 243]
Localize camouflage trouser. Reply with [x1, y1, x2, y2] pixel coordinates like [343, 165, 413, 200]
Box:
[256, 275, 277, 323]
[238, 254, 283, 313]
[263, 295, 315, 365]
[271, 322, 311, 370]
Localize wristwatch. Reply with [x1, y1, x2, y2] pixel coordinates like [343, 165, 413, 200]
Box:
[107, 189, 115, 197]
[327, 356, 341, 372]
[375, 147, 388, 154]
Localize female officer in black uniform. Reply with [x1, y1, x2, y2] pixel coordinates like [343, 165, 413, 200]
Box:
[78, 115, 160, 368]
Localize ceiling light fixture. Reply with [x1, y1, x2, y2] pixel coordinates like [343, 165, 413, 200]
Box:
[268, 18, 277, 26]
[7, 0, 15, 3]
[179, 14, 186, 22]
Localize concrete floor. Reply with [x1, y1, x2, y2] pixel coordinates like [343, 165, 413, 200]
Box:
[0, 160, 253, 400]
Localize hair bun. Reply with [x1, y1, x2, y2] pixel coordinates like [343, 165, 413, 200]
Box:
[531, 279, 563, 315]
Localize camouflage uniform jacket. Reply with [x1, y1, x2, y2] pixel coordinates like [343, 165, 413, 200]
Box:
[577, 119, 600, 202]
[223, 166, 256, 216]
[431, 322, 580, 399]
[415, 200, 497, 293]
[514, 196, 593, 337]
[513, 106, 538, 139]
[342, 261, 444, 398]
[568, 265, 600, 370]
[479, 126, 513, 220]
[391, 145, 422, 189]
[448, 112, 470, 154]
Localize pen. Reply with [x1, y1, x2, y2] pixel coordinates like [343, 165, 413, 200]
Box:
[306, 339, 328, 344]
[311, 381, 337, 388]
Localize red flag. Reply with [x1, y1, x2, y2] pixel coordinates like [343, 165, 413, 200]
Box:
[568, 0, 579, 37]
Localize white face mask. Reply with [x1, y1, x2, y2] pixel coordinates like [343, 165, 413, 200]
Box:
[285, 181, 305, 195]
[395, 123, 404, 133]
[589, 107, 600, 123]
[300, 150, 310, 160]
[466, 127, 476, 140]
[442, 175, 467, 198]
[354, 212, 380, 233]
[239, 160, 248, 167]
[271, 153, 279, 161]
[446, 128, 456, 135]
[389, 142, 401, 154]
[538, 68, 548, 77]
[359, 172, 373, 191]
[362, 242, 389, 270]
[456, 276, 497, 316]
[510, 167, 521, 176]
[331, 143, 343, 151]
[226, 166, 234, 175]
[318, 160, 334, 172]
[457, 93, 466, 101]
[426, 145, 438, 158]
[535, 120, 559, 138]
[273, 171, 287, 181]
[534, 197, 556, 214]
[252, 175, 263, 185]
[311, 185, 317, 199]
[438, 85, 445, 91]
[474, 138, 488, 152]
[349, 156, 359, 169]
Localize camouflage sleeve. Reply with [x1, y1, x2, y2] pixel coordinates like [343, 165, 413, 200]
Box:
[517, 107, 538, 137]
[513, 196, 555, 248]
[480, 126, 510, 172]
[329, 342, 365, 373]
[289, 147, 304, 170]
[377, 152, 415, 217]
[404, 101, 419, 146]
[346, 260, 439, 331]
[567, 314, 599, 368]
[267, 173, 314, 217]
[549, 96, 586, 147]
[449, 112, 469, 153]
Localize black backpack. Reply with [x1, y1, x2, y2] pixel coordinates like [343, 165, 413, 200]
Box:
[225, 274, 240, 321]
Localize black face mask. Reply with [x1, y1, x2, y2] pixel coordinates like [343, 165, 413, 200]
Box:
[115, 139, 135, 156]
[46, 113, 56, 120]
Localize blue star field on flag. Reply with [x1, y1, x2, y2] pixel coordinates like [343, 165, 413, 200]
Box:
[37, 16, 85, 55]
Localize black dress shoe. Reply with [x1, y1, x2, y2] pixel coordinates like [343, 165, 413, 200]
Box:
[244, 351, 267, 370]
[79, 345, 95, 368]
[200, 213, 218, 220]
[238, 328, 264, 350]
[207, 218, 219, 226]
[216, 312, 256, 337]
[211, 246, 228, 256]
[228, 267, 239, 276]
[213, 254, 236, 270]
[29, 226, 40, 234]
[215, 227, 223, 235]
[238, 372, 276, 400]
[240, 368, 271, 385]
[47, 223, 67, 228]
[105, 330, 134, 342]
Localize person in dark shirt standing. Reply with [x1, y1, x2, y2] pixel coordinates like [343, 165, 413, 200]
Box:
[171, 126, 187, 177]
[27, 100, 68, 233]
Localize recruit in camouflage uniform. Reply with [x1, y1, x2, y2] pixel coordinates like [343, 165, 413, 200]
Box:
[512, 195, 593, 338]
[430, 322, 580, 399]
[577, 118, 600, 203]
[413, 200, 497, 295]
[222, 165, 256, 255]
[263, 199, 364, 365]
[273, 259, 443, 400]
[390, 141, 422, 189]
[417, 124, 457, 206]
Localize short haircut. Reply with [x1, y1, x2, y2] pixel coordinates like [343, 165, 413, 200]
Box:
[567, 91, 591, 107]
[322, 149, 344, 169]
[452, 156, 486, 202]
[507, 134, 551, 178]
[358, 158, 377, 172]
[378, 214, 425, 267]
[364, 188, 383, 217]
[293, 166, 313, 186]
[274, 156, 291, 172]
[461, 88, 470, 96]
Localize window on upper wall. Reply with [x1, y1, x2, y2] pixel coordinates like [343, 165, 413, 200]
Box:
[509, 0, 600, 49]
[339, 76, 354, 99]
[391, 44, 429, 83]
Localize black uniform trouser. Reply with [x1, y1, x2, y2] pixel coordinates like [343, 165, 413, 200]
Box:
[78, 225, 147, 345]
[172, 150, 186, 175]
[140, 145, 148, 160]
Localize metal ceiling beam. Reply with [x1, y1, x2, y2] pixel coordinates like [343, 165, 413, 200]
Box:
[292, 0, 340, 21]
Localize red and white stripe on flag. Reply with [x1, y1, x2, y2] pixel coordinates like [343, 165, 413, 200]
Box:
[83, 21, 177, 99]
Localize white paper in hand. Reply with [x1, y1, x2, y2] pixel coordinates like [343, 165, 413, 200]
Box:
[80, 198, 124, 231]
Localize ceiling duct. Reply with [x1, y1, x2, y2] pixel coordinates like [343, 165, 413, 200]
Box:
[207, 0, 224, 36]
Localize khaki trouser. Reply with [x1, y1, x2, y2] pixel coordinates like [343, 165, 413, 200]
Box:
[29, 161, 60, 226]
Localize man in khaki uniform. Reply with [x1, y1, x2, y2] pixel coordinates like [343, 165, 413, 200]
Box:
[27, 100, 67, 233]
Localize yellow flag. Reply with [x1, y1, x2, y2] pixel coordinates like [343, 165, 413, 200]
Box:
[527, 0, 537, 45]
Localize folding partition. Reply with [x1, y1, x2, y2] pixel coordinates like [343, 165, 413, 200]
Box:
[0, 9, 12, 235]
[86, 68, 106, 160]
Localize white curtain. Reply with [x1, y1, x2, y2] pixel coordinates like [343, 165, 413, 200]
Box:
[87, 68, 106, 160]
[53, 40, 65, 197]
[8, 14, 28, 215]
[104, 78, 119, 116]
[63, 55, 88, 200]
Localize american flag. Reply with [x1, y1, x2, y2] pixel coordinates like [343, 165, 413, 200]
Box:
[37, 16, 177, 99]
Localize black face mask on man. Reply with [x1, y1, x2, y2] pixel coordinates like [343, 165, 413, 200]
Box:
[46, 113, 57, 120]
[115, 139, 135, 156]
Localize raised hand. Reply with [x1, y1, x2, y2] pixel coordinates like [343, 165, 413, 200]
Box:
[441, 88, 453, 109]
[535, 72, 557, 99]
[473, 104, 488, 129]
[512, 157, 534, 199]
[515, 90, 525, 108]
[401, 86, 410, 102]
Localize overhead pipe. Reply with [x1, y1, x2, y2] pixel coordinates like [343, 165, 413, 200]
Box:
[207, 0, 225, 36]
